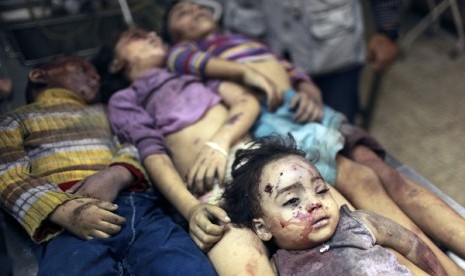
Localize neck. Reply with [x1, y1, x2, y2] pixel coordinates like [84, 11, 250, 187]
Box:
[128, 65, 155, 81]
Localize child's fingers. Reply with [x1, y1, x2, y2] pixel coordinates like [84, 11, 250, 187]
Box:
[206, 205, 231, 225]
[99, 210, 126, 226]
[190, 221, 223, 246]
[89, 229, 111, 239]
[95, 200, 118, 211]
[96, 220, 123, 235]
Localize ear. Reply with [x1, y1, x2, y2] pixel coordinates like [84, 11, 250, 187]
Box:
[28, 69, 47, 84]
[109, 58, 125, 74]
[252, 218, 272, 241]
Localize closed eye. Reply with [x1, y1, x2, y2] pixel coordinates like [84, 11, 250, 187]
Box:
[283, 197, 300, 207]
[316, 188, 329, 194]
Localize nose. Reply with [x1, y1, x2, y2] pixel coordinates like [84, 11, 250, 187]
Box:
[147, 31, 157, 39]
[305, 201, 322, 213]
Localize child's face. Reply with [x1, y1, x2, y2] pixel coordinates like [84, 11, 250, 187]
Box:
[44, 58, 100, 103]
[115, 29, 167, 71]
[168, 1, 217, 43]
[255, 155, 340, 250]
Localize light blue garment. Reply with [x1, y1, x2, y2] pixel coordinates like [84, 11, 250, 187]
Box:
[252, 89, 346, 185]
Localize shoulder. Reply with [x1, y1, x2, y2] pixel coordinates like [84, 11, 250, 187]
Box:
[349, 208, 382, 226]
[108, 87, 136, 104]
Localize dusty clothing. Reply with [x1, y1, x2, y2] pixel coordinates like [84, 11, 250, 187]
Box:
[108, 68, 221, 161]
[273, 205, 411, 276]
[0, 89, 147, 242]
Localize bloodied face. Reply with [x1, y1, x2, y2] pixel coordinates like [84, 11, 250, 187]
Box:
[35, 57, 101, 104]
[255, 155, 340, 250]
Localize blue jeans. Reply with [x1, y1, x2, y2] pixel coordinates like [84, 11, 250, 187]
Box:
[313, 65, 363, 124]
[34, 191, 217, 276]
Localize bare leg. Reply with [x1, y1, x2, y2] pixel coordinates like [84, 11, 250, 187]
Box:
[335, 155, 464, 275]
[352, 145, 465, 259]
[208, 226, 275, 276]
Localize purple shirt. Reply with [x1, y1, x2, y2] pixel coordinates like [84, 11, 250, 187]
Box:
[108, 68, 221, 161]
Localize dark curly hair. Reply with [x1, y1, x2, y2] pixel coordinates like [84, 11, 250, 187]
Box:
[160, 0, 181, 45]
[222, 134, 307, 230]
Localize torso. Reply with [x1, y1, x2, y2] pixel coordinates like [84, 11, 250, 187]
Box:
[166, 104, 250, 177]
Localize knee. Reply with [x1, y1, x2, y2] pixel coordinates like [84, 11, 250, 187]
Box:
[351, 145, 378, 163]
[351, 165, 385, 194]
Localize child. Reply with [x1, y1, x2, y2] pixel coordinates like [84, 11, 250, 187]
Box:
[163, 2, 465, 273]
[107, 28, 276, 275]
[223, 135, 447, 276]
[0, 56, 216, 275]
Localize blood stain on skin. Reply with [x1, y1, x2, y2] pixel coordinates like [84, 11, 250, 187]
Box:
[408, 188, 420, 197]
[226, 113, 243, 125]
[280, 220, 290, 228]
[294, 210, 314, 221]
[245, 260, 258, 275]
[264, 184, 273, 195]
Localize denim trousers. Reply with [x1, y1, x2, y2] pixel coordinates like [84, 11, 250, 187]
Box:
[34, 191, 217, 276]
[313, 65, 363, 124]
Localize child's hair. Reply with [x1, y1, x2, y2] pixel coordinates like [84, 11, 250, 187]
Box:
[92, 44, 129, 104]
[222, 134, 306, 229]
[160, 0, 180, 45]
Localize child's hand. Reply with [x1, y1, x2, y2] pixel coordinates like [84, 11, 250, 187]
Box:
[242, 66, 282, 111]
[186, 142, 229, 195]
[188, 203, 231, 252]
[291, 82, 323, 123]
[49, 198, 126, 240]
[69, 166, 134, 202]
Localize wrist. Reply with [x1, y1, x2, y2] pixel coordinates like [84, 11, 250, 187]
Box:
[110, 165, 135, 189]
[49, 199, 77, 227]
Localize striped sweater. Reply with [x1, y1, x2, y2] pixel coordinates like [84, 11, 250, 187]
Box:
[0, 88, 148, 243]
[167, 32, 312, 87]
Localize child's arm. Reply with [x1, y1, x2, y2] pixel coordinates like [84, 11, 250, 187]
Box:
[168, 43, 281, 110]
[355, 210, 447, 276]
[108, 87, 231, 251]
[144, 153, 231, 251]
[186, 81, 260, 192]
[279, 58, 324, 123]
[0, 113, 83, 242]
[68, 165, 137, 203]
